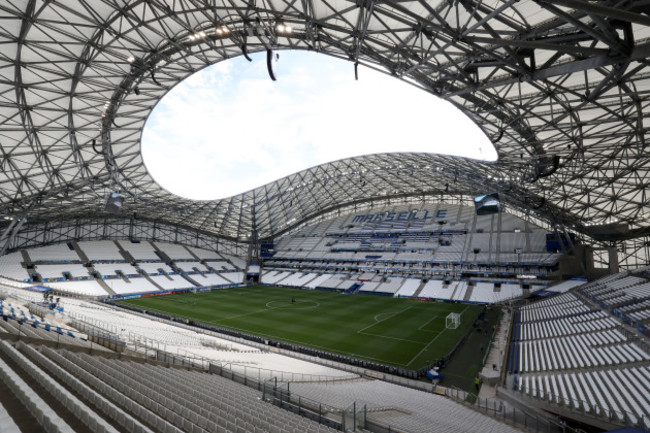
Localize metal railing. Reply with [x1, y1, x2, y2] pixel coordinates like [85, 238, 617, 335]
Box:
[445, 387, 588, 433]
[210, 360, 355, 383]
[66, 319, 127, 352]
[0, 311, 100, 350]
[209, 367, 344, 430]
[510, 382, 648, 430]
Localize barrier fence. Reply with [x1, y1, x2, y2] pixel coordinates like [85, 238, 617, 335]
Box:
[212, 365, 345, 430]
[446, 387, 588, 433]
[509, 382, 649, 430]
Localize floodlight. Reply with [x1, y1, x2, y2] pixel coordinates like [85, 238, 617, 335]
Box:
[275, 21, 292, 34]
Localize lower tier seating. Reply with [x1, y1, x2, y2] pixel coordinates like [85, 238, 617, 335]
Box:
[0, 340, 346, 433]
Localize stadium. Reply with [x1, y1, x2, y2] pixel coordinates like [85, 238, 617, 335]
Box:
[0, 1, 650, 432]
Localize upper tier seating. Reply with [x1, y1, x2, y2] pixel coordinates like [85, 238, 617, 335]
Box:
[77, 240, 122, 261]
[0, 253, 30, 281]
[187, 246, 223, 260]
[28, 244, 79, 262]
[273, 204, 557, 266]
[116, 240, 158, 260]
[263, 204, 562, 304]
[224, 255, 246, 269]
[154, 242, 194, 260]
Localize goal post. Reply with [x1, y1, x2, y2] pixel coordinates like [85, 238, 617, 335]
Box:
[446, 312, 461, 330]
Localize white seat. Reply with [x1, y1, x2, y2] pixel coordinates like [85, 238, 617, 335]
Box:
[549, 374, 561, 404]
[615, 369, 647, 425]
[597, 370, 628, 422]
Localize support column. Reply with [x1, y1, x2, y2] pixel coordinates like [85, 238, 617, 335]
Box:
[608, 246, 619, 274]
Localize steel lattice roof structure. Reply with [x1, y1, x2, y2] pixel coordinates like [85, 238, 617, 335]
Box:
[1, 0, 650, 257]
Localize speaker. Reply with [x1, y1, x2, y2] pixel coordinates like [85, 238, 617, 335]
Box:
[104, 192, 124, 214]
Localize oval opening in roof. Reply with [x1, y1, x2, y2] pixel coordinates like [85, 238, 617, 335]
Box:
[141, 50, 497, 200]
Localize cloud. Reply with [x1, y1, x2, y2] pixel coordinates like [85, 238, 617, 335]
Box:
[141, 51, 497, 200]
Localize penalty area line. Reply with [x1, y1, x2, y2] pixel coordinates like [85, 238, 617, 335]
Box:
[357, 306, 413, 334]
[417, 315, 438, 331]
[406, 305, 470, 367]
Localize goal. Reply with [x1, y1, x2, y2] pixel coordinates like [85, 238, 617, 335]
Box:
[445, 312, 461, 330]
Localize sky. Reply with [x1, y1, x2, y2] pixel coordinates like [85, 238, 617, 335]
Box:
[142, 50, 497, 201]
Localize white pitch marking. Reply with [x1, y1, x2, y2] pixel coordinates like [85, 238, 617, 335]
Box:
[357, 306, 413, 334]
[406, 305, 470, 367]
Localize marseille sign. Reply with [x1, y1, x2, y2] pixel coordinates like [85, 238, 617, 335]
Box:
[352, 209, 447, 224]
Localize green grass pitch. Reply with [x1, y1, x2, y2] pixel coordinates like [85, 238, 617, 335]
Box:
[119, 285, 482, 369]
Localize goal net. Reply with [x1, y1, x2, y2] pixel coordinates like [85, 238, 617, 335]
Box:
[446, 312, 461, 330]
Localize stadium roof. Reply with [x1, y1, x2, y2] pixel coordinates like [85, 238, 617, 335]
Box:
[1, 0, 650, 244]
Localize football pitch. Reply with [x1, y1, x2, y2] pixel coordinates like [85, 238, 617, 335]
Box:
[119, 286, 482, 369]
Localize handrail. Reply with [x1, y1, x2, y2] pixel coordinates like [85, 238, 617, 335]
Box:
[510, 380, 648, 429]
[446, 386, 588, 433]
